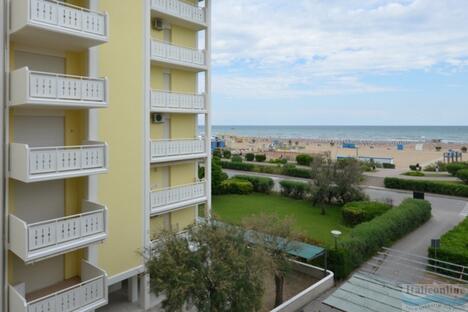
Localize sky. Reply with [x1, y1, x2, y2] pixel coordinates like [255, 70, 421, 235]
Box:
[210, 0, 468, 126]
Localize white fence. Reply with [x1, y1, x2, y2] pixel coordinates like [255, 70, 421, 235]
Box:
[150, 181, 206, 210]
[151, 90, 205, 112]
[151, 0, 205, 25]
[9, 261, 107, 312]
[151, 40, 206, 67]
[29, 0, 107, 36]
[9, 201, 108, 262]
[10, 142, 108, 182]
[151, 139, 205, 159]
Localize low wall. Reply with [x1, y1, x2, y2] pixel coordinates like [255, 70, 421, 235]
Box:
[271, 261, 334, 312]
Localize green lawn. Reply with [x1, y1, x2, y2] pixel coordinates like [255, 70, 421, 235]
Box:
[212, 193, 351, 247]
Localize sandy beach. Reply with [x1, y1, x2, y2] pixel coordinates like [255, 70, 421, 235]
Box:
[218, 135, 467, 169]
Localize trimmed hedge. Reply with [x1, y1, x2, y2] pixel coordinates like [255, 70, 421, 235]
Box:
[245, 153, 255, 161]
[456, 169, 468, 184]
[403, 171, 425, 177]
[220, 179, 253, 194]
[220, 161, 313, 179]
[222, 150, 232, 159]
[234, 175, 274, 193]
[382, 163, 396, 169]
[282, 165, 312, 179]
[428, 218, 468, 279]
[269, 158, 288, 165]
[447, 162, 468, 176]
[384, 177, 468, 198]
[220, 160, 255, 172]
[329, 199, 432, 279]
[279, 180, 309, 199]
[296, 154, 313, 166]
[231, 155, 243, 163]
[255, 154, 267, 162]
[342, 201, 391, 226]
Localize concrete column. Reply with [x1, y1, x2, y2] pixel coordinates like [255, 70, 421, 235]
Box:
[0, 0, 6, 310]
[86, 0, 100, 265]
[128, 275, 139, 303]
[204, 0, 212, 219]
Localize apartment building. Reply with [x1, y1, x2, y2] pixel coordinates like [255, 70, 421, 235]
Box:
[0, 0, 211, 311]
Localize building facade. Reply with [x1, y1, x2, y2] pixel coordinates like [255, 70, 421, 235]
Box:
[1, 0, 211, 310]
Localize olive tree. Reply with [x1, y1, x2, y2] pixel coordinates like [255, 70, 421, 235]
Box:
[146, 223, 267, 312]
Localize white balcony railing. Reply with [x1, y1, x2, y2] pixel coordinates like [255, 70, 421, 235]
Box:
[151, 138, 206, 161]
[151, 90, 206, 113]
[12, 0, 108, 37]
[10, 0, 108, 49]
[151, 40, 206, 69]
[10, 67, 108, 108]
[9, 260, 107, 312]
[151, 0, 206, 26]
[150, 181, 206, 213]
[9, 201, 107, 262]
[10, 141, 108, 183]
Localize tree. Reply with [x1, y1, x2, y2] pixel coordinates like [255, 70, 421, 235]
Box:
[147, 224, 268, 312]
[243, 214, 299, 307]
[309, 156, 365, 214]
[212, 156, 228, 195]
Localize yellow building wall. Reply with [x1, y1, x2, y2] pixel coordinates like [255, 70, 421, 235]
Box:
[171, 207, 196, 232]
[170, 163, 196, 185]
[96, 0, 144, 277]
[150, 215, 165, 238]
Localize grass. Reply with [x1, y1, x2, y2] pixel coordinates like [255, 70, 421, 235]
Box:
[212, 193, 351, 247]
[403, 171, 425, 177]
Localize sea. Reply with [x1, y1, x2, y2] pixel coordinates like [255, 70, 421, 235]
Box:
[205, 126, 468, 144]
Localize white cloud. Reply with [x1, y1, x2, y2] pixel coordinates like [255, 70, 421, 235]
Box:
[212, 0, 468, 98]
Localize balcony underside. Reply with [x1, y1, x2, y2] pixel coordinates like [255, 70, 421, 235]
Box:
[150, 153, 208, 164]
[150, 9, 207, 31]
[150, 107, 207, 114]
[151, 196, 207, 216]
[151, 57, 207, 72]
[11, 167, 108, 183]
[10, 24, 107, 52]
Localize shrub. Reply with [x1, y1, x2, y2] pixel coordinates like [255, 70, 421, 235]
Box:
[220, 160, 254, 172]
[435, 146, 442, 151]
[255, 154, 266, 162]
[279, 180, 309, 199]
[198, 166, 205, 179]
[296, 154, 313, 166]
[212, 157, 228, 195]
[329, 199, 432, 279]
[428, 218, 468, 279]
[342, 201, 392, 226]
[424, 161, 447, 172]
[220, 179, 253, 194]
[231, 155, 243, 163]
[403, 171, 425, 177]
[462, 146, 467, 153]
[447, 162, 468, 176]
[409, 165, 418, 171]
[281, 165, 312, 179]
[234, 175, 274, 193]
[212, 148, 222, 158]
[384, 177, 468, 198]
[269, 158, 288, 165]
[245, 153, 255, 161]
[382, 163, 396, 169]
[222, 150, 232, 159]
[456, 169, 468, 184]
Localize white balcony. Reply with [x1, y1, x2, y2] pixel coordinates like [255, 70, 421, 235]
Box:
[151, 138, 206, 163]
[150, 181, 207, 214]
[10, 67, 108, 109]
[151, 40, 207, 72]
[10, 141, 108, 183]
[151, 90, 206, 113]
[10, 0, 108, 51]
[9, 201, 108, 263]
[9, 260, 107, 312]
[151, 0, 207, 30]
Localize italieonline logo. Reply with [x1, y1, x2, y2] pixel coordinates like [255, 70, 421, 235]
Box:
[401, 284, 468, 312]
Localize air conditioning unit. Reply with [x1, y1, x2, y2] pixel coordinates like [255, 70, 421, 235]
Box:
[153, 18, 164, 31]
[151, 113, 165, 124]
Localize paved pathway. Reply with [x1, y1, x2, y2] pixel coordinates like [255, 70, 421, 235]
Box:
[304, 187, 467, 311]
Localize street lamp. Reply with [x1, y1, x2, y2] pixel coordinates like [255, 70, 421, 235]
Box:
[331, 230, 342, 250]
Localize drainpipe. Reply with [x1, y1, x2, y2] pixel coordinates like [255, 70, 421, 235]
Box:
[1, 0, 6, 310]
